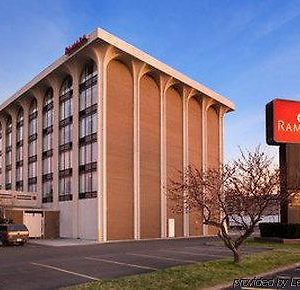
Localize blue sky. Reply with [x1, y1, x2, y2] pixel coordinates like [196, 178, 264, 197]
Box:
[1, 0, 300, 162]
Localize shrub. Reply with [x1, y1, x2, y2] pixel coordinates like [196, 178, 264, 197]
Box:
[259, 223, 300, 239]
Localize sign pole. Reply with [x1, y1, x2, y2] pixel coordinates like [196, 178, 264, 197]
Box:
[279, 144, 288, 223]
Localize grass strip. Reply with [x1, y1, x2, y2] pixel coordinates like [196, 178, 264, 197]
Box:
[69, 244, 300, 290]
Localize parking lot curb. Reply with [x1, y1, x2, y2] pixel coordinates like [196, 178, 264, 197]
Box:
[204, 262, 300, 290]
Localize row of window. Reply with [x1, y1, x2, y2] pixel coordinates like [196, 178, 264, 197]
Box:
[1, 61, 98, 201]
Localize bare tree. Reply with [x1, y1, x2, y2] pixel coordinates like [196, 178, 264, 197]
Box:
[168, 147, 293, 263]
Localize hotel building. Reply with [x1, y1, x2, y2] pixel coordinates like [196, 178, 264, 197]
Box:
[0, 28, 234, 241]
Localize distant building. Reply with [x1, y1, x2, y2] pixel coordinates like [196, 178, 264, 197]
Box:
[0, 28, 234, 241]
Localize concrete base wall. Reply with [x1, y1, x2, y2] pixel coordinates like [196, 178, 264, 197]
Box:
[59, 202, 74, 238]
[78, 198, 98, 240]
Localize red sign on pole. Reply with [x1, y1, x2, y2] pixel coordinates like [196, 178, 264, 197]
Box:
[266, 99, 300, 145]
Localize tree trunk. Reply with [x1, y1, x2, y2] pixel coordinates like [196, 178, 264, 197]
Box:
[233, 248, 241, 263]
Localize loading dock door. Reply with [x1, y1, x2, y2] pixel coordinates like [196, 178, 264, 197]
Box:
[23, 212, 43, 238]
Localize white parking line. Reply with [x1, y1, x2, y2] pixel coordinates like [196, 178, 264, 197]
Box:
[161, 249, 228, 257]
[31, 262, 100, 281]
[127, 253, 196, 264]
[85, 257, 158, 271]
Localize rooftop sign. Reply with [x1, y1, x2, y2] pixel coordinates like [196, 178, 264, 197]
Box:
[266, 99, 300, 145]
[65, 35, 88, 55]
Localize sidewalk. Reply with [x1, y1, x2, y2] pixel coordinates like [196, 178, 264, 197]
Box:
[29, 238, 99, 247]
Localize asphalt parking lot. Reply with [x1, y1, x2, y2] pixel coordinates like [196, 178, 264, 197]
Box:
[0, 237, 270, 290]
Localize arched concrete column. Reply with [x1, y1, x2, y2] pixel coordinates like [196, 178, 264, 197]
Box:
[18, 100, 30, 193]
[28, 90, 43, 206]
[199, 95, 216, 235]
[92, 44, 120, 242]
[6, 107, 18, 191]
[66, 61, 82, 238]
[182, 86, 196, 237]
[216, 106, 228, 166]
[0, 116, 7, 189]
[44, 77, 62, 209]
[160, 76, 184, 238]
[3, 114, 12, 189]
[159, 74, 172, 238]
[215, 105, 228, 226]
[131, 60, 150, 240]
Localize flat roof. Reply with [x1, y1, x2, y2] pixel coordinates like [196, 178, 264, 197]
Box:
[0, 28, 235, 111]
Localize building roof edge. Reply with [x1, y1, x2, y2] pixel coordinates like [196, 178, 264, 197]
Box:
[0, 28, 235, 112]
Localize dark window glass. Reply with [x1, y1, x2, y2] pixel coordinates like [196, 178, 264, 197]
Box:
[42, 157, 52, 175]
[28, 161, 37, 178]
[59, 150, 72, 171]
[79, 171, 97, 198]
[28, 183, 37, 192]
[59, 176, 72, 196]
[29, 140, 37, 157]
[80, 142, 97, 165]
[8, 224, 28, 231]
[16, 109, 24, 142]
[29, 100, 37, 136]
[42, 180, 53, 199]
[80, 113, 97, 138]
[43, 133, 52, 152]
[59, 124, 72, 145]
[80, 61, 97, 111]
[16, 166, 23, 181]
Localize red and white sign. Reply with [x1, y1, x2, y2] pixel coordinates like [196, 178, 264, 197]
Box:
[266, 99, 300, 145]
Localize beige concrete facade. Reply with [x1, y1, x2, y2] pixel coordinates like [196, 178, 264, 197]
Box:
[0, 28, 234, 241]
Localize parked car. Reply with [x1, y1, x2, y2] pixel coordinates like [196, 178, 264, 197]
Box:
[0, 224, 29, 246]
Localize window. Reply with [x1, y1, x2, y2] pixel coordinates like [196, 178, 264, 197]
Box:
[29, 100, 37, 136]
[16, 146, 23, 162]
[80, 142, 97, 165]
[5, 170, 12, 185]
[59, 176, 72, 200]
[16, 166, 23, 182]
[59, 76, 73, 201]
[43, 133, 52, 152]
[59, 150, 72, 171]
[42, 157, 52, 175]
[28, 183, 37, 193]
[16, 109, 24, 142]
[16, 181, 23, 192]
[59, 124, 72, 145]
[44, 88, 53, 107]
[29, 139, 37, 157]
[60, 98, 72, 120]
[60, 76, 73, 121]
[16, 126, 23, 143]
[42, 180, 53, 202]
[28, 99, 37, 191]
[80, 114, 97, 138]
[43, 109, 53, 129]
[78, 61, 98, 199]
[60, 76, 72, 96]
[6, 117, 12, 148]
[79, 171, 97, 199]
[6, 150, 12, 166]
[28, 162, 37, 178]
[79, 61, 97, 111]
[29, 118, 37, 136]
[16, 109, 24, 187]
